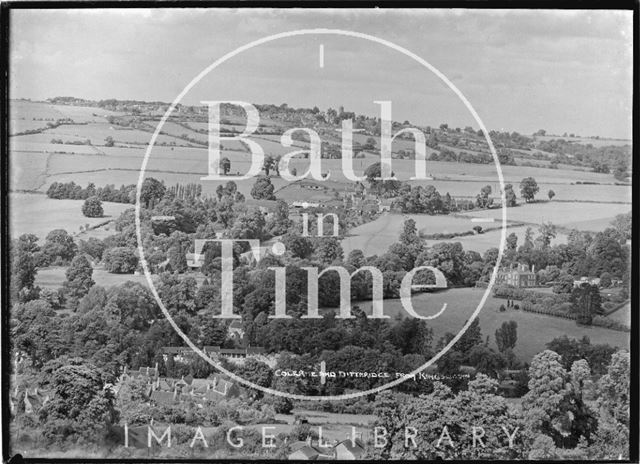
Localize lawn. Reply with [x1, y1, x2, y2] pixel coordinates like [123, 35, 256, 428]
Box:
[351, 287, 630, 362]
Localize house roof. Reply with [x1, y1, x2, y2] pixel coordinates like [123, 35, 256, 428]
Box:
[335, 438, 365, 456]
[135, 366, 158, 378]
[25, 389, 50, 411]
[246, 347, 266, 354]
[229, 320, 244, 329]
[163, 346, 188, 354]
[244, 199, 280, 210]
[204, 389, 226, 402]
[289, 445, 325, 459]
[156, 379, 174, 391]
[189, 378, 211, 392]
[150, 390, 176, 405]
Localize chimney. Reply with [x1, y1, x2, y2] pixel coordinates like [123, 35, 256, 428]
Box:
[532, 264, 535, 273]
[305, 436, 312, 446]
[155, 362, 159, 372]
[146, 366, 150, 375]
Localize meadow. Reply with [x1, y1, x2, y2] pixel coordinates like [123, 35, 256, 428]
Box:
[10, 152, 49, 191]
[459, 201, 630, 232]
[352, 287, 630, 362]
[35, 266, 208, 290]
[10, 193, 131, 240]
[430, 225, 568, 254]
[341, 213, 489, 257]
[35, 266, 149, 289]
[534, 134, 631, 148]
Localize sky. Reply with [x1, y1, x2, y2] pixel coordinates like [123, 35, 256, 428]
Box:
[10, 8, 634, 139]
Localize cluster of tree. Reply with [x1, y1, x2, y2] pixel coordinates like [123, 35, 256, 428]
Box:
[392, 185, 455, 214]
[488, 130, 534, 150]
[166, 182, 203, 201]
[428, 148, 493, 164]
[535, 139, 630, 180]
[368, 348, 629, 460]
[47, 181, 137, 204]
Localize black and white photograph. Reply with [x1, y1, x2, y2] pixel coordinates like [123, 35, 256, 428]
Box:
[2, 6, 636, 462]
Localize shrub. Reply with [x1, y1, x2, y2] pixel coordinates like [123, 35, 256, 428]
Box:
[82, 196, 104, 218]
[591, 316, 630, 332]
[103, 247, 139, 273]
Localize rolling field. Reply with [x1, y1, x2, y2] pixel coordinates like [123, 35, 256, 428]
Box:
[430, 225, 568, 254]
[42, 123, 187, 146]
[352, 287, 630, 361]
[534, 134, 631, 148]
[10, 152, 49, 191]
[10, 139, 103, 155]
[35, 266, 207, 290]
[459, 201, 630, 232]
[35, 266, 149, 289]
[340, 212, 570, 256]
[341, 213, 499, 256]
[10, 193, 131, 240]
[10, 101, 126, 134]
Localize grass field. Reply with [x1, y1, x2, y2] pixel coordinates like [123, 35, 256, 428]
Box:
[10, 152, 49, 191]
[342, 212, 489, 256]
[10, 139, 104, 155]
[430, 225, 568, 254]
[352, 287, 630, 361]
[43, 123, 187, 146]
[534, 134, 631, 148]
[10, 193, 131, 240]
[459, 201, 630, 232]
[35, 266, 150, 289]
[341, 212, 572, 256]
[606, 303, 631, 326]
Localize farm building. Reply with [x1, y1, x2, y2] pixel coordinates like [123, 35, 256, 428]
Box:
[334, 438, 366, 460]
[245, 198, 281, 217]
[186, 252, 204, 268]
[291, 201, 320, 209]
[228, 319, 245, 340]
[496, 263, 537, 288]
[203, 346, 266, 360]
[162, 346, 196, 363]
[23, 388, 52, 415]
[573, 277, 601, 288]
[288, 439, 334, 460]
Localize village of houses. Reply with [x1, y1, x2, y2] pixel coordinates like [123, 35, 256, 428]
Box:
[10, 314, 370, 460]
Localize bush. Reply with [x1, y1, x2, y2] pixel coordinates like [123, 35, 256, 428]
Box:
[103, 247, 139, 273]
[271, 396, 293, 414]
[591, 316, 630, 332]
[82, 196, 104, 218]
